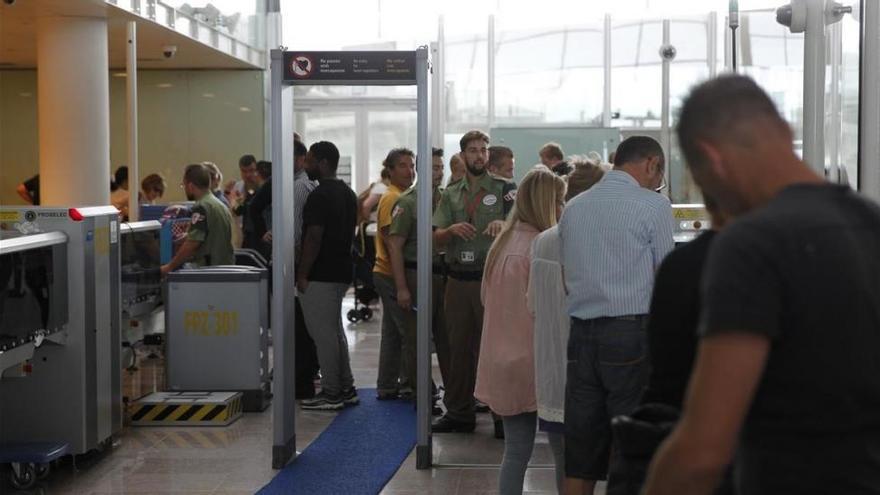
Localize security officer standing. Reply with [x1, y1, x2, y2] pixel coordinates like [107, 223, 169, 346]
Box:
[160, 163, 234, 275]
[387, 147, 450, 412]
[431, 130, 516, 432]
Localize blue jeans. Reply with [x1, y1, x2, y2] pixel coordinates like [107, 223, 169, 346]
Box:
[499, 412, 537, 495]
[564, 316, 648, 480]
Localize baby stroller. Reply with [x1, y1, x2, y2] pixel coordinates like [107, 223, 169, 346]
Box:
[347, 221, 378, 323]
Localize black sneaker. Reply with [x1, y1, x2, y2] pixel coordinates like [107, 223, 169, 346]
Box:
[475, 400, 490, 413]
[431, 414, 476, 433]
[300, 392, 344, 411]
[377, 391, 399, 401]
[342, 387, 360, 407]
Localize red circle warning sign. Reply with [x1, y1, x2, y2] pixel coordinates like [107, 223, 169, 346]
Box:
[290, 55, 314, 79]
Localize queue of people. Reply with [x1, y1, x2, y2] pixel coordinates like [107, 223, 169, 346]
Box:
[361, 73, 880, 495]
[9, 72, 880, 495]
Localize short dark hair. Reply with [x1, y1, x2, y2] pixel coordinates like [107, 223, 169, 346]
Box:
[114, 166, 128, 185]
[294, 139, 308, 158]
[613, 136, 665, 171]
[184, 163, 211, 189]
[432, 147, 444, 158]
[677, 74, 787, 171]
[309, 141, 340, 172]
[459, 130, 490, 152]
[257, 160, 271, 180]
[383, 148, 415, 171]
[239, 154, 257, 168]
[540, 142, 564, 161]
[488, 146, 514, 169]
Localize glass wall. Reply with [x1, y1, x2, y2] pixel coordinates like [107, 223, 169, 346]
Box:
[280, 2, 861, 201]
[494, 21, 604, 125]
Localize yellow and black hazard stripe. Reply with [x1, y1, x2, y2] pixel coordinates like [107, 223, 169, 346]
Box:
[130, 395, 243, 426]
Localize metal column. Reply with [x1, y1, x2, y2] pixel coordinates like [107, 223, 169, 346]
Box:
[708, 12, 718, 78]
[828, 21, 842, 184]
[488, 15, 496, 129]
[660, 19, 672, 198]
[126, 21, 139, 222]
[432, 16, 446, 148]
[803, 0, 827, 174]
[269, 49, 297, 470]
[862, 0, 880, 200]
[415, 46, 433, 469]
[603, 14, 612, 127]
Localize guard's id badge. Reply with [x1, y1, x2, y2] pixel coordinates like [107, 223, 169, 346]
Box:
[460, 251, 476, 264]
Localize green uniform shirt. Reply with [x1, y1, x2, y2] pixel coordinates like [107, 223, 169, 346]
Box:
[432, 173, 516, 272]
[187, 193, 234, 267]
[389, 186, 444, 264]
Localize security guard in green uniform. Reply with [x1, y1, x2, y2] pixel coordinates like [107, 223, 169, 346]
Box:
[431, 130, 516, 432]
[386, 147, 451, 413]
[161, 163, 234, 276]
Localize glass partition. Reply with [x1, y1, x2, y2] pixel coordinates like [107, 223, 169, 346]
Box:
[494, 22, 605, 125]
[611, 20, 664, 127]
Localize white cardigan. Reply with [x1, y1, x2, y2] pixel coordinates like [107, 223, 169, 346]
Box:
[527, 226, 570, 424]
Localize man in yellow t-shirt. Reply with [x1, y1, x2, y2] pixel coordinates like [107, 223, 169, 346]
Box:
[374, 148, 415, 400]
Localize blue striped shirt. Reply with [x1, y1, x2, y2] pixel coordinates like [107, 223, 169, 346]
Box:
[560, 170, 674, 319]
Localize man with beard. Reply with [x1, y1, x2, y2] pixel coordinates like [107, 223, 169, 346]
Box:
[160, 163, 234, 275]
[431, 130, 517, 433]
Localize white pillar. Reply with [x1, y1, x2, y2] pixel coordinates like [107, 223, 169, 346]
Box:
[37, 16, 111, 207]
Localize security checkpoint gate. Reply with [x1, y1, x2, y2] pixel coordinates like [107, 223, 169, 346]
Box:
[269, 47, 433, 469]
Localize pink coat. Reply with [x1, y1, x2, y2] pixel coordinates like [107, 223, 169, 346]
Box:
[474, 222, 540, 417]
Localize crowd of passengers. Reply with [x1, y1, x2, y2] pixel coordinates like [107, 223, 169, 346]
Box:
[15, 74, 880, 495]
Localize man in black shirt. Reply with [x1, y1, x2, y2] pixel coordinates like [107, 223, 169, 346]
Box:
[297, 141, 359, 411]
[644, 75, 880, 495]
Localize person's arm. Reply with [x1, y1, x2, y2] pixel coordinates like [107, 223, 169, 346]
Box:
[432, 187, 477, 245]
[387, 234, 411, 309]
[643, 332, 770, 495]
[297, 225, 323, 293]
[361, 193, 381, 220]
[162, 203, 209, 275]
[16, 184, 34, 204]
[160, 240, 202, 276]
[651, 200, 676, 269]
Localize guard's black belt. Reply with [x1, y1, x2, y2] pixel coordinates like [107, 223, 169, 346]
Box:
[404, 260, 446, 275]
[446, 270, 483, 282]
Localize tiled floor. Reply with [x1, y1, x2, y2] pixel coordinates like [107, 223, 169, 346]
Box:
[20, 295, 605, 495]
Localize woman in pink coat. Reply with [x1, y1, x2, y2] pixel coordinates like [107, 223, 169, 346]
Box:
[475, 167, 567, 495]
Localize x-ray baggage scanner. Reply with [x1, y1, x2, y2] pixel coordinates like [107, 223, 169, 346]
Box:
[0, 206, 122, 454]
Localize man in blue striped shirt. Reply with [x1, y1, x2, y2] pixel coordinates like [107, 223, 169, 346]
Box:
[559, 136, 674, 495]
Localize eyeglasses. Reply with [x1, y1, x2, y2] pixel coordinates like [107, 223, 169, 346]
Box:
[654, 176, 667, 193]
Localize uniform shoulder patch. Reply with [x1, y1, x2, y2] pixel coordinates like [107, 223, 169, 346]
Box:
[392, 205, 404, 218]
[190, 206, 207, 224]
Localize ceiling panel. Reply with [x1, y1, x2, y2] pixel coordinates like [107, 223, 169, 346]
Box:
[0, 0, 259, 69]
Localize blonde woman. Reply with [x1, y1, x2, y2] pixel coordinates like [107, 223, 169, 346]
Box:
[474, 167, 567, 495]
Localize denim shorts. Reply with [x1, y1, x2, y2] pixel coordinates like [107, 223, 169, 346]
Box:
[564, 316, 649, 480]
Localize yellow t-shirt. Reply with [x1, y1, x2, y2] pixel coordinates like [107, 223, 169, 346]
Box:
[373, 184, 403, 276]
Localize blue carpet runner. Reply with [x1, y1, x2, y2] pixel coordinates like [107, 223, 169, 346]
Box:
[258, 389, 416, 495]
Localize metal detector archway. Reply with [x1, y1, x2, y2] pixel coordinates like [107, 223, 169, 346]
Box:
[269, 47, 434, 469]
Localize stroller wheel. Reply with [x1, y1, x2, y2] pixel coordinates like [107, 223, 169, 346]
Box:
[360, 307, 373, 321]
[347, 309, 361, 323]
